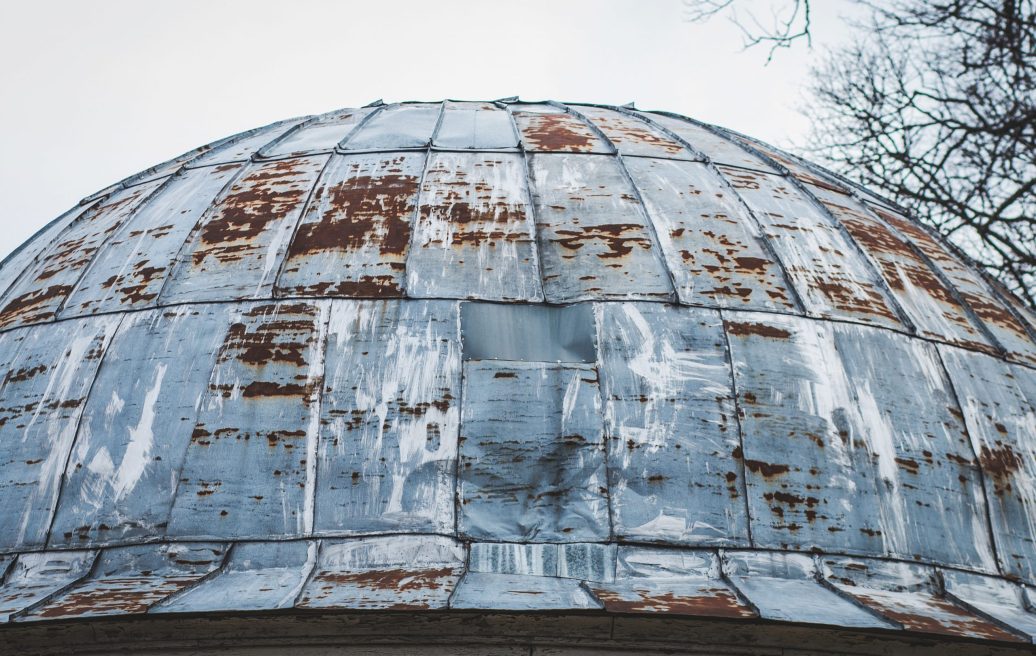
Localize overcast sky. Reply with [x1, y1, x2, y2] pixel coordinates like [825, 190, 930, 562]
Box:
[0, 0, 859, 261]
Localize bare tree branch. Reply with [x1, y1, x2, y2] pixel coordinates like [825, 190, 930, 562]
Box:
[684, 0, 812, 63]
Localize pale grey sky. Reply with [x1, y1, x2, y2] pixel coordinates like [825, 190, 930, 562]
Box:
[0, 0, 858, 261]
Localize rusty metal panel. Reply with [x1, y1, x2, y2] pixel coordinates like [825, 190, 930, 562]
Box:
[724, 312, 996, 569]
[20, 543, 226, 621]
[450, 572, 602, 610]
[62, 163, 243, 317]
[721, 550, 893, 628]
[48, 305, 232, 547]
[719, 166, 905, 329]
[510, 105, 611, 153]
[188, 119, 304, 168]
[259, 109, 377, 159]
[589, 547, 756, 618]
[938, 346, 1036, 582]
[315, 300, 459, 535]
[0, 315, 121, 552]
[296, 536, 464, 610]
[434, 102, 519, 150]
[407, 152, 542, 301]
[166, 300, 330, 540]
[161, 156, 328, 304]
[276, 152, 424, 298]
[458, 360, 608, 542]
[154, 540, 315, 613]
[0, 551, 95, 622]
[572, 106, 692, 160]
[461, 302, 596, 364]
[341, 103, 441, 150]
[641, 113, 778, 172]
[942, 569, 1036, 641]
[0, 180, 164, 329]
[529, 153, 674, 302]
[622, 157, 796, 311]
[597, 303, 748, 546]
[821, 557, 1023, 642]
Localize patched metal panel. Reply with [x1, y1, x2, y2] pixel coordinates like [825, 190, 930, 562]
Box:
[942, 569, 1036, 641]
[188, 120, 304, 168]
[573, 106, 691, 160]
[623, 157, 795, 310]
[559, 543, 616, 582]
[0, 315, 121, 552]
[458, 360, 608, 542]
[0, 551, 95, 622]
[589, 547, 756, 618]
[469, 543, 559, 575]
[276, 152, 424, 298]
[721, 550, 892, 628]
[315, 300, 459, 535]
[407, 152, 542, 301]
[461, 302, 596, 363]
[821, 557, 1023, 642]
[724, 312, 996, 569]
[511, 105, 611, 153]
[641, 113, 778, 173]
[434, 102, 519, 150]
[450, 572, 602, 610]
[154, 541, 315, 613]
[0, 180, 164, 329]
[529, 153, 674, 302]
[597, 303, 748, 546]
[259, 109, 376, 159]
[21, 543, 225, 621]
[166, 301, 330, 540]
[61, 163, 243, 317]
[48, 305, 232, 547]
[719, 166, 905, 329]
[341, 103, 441, 150]
[161, 156, 328, 304]
[296, 536, 464, 610]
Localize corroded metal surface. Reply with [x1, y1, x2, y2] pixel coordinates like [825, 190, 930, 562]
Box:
[0, 100, 1034, 646]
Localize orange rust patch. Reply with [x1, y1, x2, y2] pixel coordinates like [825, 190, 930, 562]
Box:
[724, 320, 791, 339]
[514, 112, 600, 152]
[592, 586, 756, 619]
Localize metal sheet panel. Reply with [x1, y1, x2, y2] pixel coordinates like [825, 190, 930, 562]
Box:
[0, 551, 95, 622]
[529, 153, 674, 302]
[942, 569, 1036, 641]
[450, 572, 601, 610]
[623, 157, 796, 311]
[559, 543, 616, 582]
[48, 305, 232, 547]
[407, 152, 542, 301]
[341, 104, 441, 150]
[188, 120, 304, 168]
[458, 360, 608, 542]
[154, 540, 315, 613]
[315, 300, 459, 535]
[434, 102, 519, 150]
[61, 163, 243, 317]
[573, 106, 691, 160]
[0, 180, 164, 329]
[161, 156, 328, 304]
[597, 303, 748, 546]
[511, 105, 611, 153]
[259, 109, 376, 158]
[21, 543, 226, 621]
[0, 315, 121, 552]
[275, 152, 424, 298]
[296, 536, 464, 610]
[166, 301, 330, 540]
[461, 302, 596, 363]
[641, 113, 778, 173]
[469, 543, 559, 576]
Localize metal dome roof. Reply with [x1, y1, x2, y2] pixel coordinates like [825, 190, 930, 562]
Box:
[1, 99, 1036, 650]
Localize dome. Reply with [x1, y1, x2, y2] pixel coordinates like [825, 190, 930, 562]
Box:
[1, 100, 1035, 653]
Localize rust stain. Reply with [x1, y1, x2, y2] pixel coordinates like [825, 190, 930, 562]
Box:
[724, 320, 791, 339]
[849, 592, 1023, 642]
[514, 112, 600, 152]
[553, 224, 653, 259]
[312, 567, 457, 595]
[35, 578, 194, 618]
[592, 586, 757, 619]
[588, 112, 685, 155]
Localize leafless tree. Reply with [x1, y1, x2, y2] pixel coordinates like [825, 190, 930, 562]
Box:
[683, 0, 812, 62]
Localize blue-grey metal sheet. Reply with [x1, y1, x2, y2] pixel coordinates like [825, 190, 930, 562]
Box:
[721, 550, 892, 628]
[641, 113, 778, 173]
[450, 572, 601, 610]
[0, 315, 122, 552]
[296, 536, 464, 610]
[510, 105, 611, 154]
[275, 152, 424, 298]
[433, 102, 519, 150]
[461, 302, 596, 363]
[528, 153, 674, 302]
[20, 543, 226, 621]
[718, 166, 905, 330]
[161, 156, 329, 304]
[187, 119, 304, 168]
[154, 540, 315, 613]
[559, 543, 616, 582]
[938, 346, 1036, 582]
[469, 543, 559, 575]
[259, 109, 377, 159]
[572, 106, 692, 160]
[61, 163, 243, 317]
[166, 301, 330, 540]
[407, 152, 542, 301]
[0, 551, 95, 622]
[0, 180, 164, 329]
[942, 569, 1036, 641]
[341, 103, 441, 150]
[623, 157, 796, 311]
[597, 303, 748, 546]
[458, 360, 608, 542]
[315, 300, 459, 535]
[48, 305, 232, 547]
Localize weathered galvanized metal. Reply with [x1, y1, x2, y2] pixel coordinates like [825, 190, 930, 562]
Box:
[1, 99, 1035, 653]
